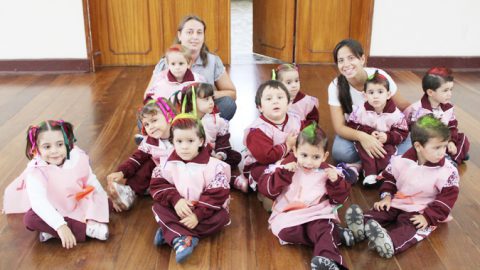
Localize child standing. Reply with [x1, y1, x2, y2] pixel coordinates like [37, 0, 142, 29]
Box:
[144, 44, 205, 101]
[273, 64, 319, 125]
[257, 124, 352, 270]
[404, 67, 470, 165]
[3, 120, 109, 249]
[107, 98, 176, 211]
[345, 115, 459, 258]
[173, 83, 241, 168]
[150, 116, 231, 263]
[347, 71, 409, 186]
[235, 80, 302, 193]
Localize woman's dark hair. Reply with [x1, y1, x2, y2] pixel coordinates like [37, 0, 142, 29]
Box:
[332, 39, 364, 114]
[422, 67, 454, 93]
[175, 15, 210, 67]
[411, 114, 450, 146]
[26, 120, 76, 160]
[255, 80, 290, 107]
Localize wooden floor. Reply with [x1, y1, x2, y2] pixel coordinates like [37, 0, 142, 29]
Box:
[0, 65, 479, 270]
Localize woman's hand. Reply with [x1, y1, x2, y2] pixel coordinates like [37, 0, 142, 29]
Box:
[359, 132, 386, 159]
[57, 224, 77, 249]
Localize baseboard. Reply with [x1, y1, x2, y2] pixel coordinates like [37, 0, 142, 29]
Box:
[0, 59, 90, 73]
[368, 57, 480, 69]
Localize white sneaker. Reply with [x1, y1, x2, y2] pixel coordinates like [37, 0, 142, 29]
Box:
[86, 220, 109, 241]
[113, 182, 136, 210]
[39, 232, 54, 242]
[363, 175, 378, 186]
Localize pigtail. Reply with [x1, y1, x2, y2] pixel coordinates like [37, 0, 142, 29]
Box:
[337, 75, 353, 114]
[25, 125, 40, 160]
[57, 120, 76, 159]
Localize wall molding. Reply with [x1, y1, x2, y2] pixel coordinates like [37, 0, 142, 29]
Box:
[368, 57, 480, 69]
[0, 59, 90, 73]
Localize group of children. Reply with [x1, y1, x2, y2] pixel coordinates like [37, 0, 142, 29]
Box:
[2, 41, 469, 269]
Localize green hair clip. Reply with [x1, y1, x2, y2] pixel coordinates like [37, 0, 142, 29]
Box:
[417, 114, 442, 128]
[271, 69, 276, 80]
[301, 122, 317, 142]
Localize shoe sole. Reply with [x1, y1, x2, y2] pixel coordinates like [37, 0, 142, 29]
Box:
[345, 204, 365, 242]
[113, 183, 135, 210]
[310, 256, 340, 270]
[365, 219, 394, 258]
[339, 228, 355, 247]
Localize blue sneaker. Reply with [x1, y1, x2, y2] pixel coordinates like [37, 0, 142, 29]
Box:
[153, 228, 165, 246]
[173, 235, 199, 263]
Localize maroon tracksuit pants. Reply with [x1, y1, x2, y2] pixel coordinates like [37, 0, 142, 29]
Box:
[23, 209, 87, 242]
[152, 203, 230, 246]
[355, 143, 396, 176]
[278, 219, 347, 270]
[364, 207, 433, 254]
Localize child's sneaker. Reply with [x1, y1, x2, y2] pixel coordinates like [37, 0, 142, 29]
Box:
[134, 134, 144, 145]
[86, 220, 109, 241]
[39, 232, 54, 242]
[310, 256, 339, 270]
[113, 182, 136, 210]
[233, 175, 249, 193]
[173, 235, 199, 263]
[153, 228, 165, 246]
[336, 162, 359, 184]
[362, 174, 378, 187]
[336, 225, 355, 247]
[364, 219, 394, 258]
[345, 204, 365, 242]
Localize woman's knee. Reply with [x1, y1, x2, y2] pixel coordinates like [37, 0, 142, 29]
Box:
[332, 136, 359, 164]
[215, 96, 237, 120]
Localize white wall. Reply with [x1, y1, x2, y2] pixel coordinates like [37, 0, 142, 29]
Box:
[0, 0, 87, 59]
[370, 0, 480, 56]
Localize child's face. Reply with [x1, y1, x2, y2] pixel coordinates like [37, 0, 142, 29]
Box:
[172, 128, 204, 161]
[293, 143, 328, 170]
[279, 70, 300, 100]
[37, 130, 67, 166]
[258, 86, 289, 123]
[336, 46, 365, 79]
[142, 112, 170, 139]
[364, 83, 390, 111]
[414, 137, 448, 165]
[166, 51, 190, 81]
[427, 81, 453, 105]
[196, 95, 215, 115]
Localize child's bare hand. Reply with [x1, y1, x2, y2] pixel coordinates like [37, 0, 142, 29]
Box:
[106, 172, 126, 197]
[324, 165, 339, 182]
[57, 224, 77, 249]
[447, 141, 457, 155]
[373, 196, 392, 211]
[215, 153, 225, 160]
[283, 162, 297, 172]
[180, 214, 199, 229]
[111, 200, 124, 212]
[376, 132, 388, 144]
[286, 133, 298, 152]
[174, 199, 193, 219]
[410, 214, 428, 229]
